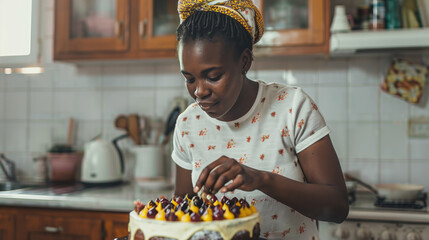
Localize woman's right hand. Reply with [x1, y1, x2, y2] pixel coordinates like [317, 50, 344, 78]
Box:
[194, 155, 266, 194]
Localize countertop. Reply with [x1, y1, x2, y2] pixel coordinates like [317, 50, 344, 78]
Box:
[0, 181, 174, 212]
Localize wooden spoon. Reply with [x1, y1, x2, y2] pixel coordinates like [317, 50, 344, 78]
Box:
[115, 115, 129, 134]
[128, 114, 140, 145]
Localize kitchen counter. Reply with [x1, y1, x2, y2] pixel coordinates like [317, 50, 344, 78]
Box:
[0, 181, 174, 212]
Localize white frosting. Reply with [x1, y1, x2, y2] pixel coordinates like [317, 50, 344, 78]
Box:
[128, 211, 260, 240]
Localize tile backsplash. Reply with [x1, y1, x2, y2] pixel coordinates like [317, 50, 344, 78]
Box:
[0, 0, 428, 189]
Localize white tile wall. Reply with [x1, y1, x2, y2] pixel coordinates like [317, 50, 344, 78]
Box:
[0, 2, 428, 189]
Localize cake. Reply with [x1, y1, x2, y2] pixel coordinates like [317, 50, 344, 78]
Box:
[128, 195, 261, 240]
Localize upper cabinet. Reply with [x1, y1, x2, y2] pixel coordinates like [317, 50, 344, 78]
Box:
[54, 0, 329, 60]
[253, 0, 330, 56]
[54, 0, 179, 60]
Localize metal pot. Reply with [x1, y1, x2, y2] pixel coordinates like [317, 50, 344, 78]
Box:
[344, 173, 424, 202]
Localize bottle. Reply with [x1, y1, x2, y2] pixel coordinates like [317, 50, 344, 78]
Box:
[385, 0, 401, 29]
[370, 0, 386, 29]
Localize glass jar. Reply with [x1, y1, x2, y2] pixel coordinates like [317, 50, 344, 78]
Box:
[370, 0, 386, 29]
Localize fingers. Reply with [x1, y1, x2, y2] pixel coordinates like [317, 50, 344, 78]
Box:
[220, 174, 245, 193]
[194, 156, 235, 193]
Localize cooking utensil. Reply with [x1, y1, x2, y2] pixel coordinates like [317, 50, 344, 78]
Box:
[115, 115, 129, 134]
[160, 106, 181, 145]
[128, 114, 140, 145]
[344, 173, 425, 202]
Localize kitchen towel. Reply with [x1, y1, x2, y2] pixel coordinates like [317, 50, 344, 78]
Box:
[381, 58, 428, 104]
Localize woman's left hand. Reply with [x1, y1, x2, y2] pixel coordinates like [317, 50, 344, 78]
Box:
[193, 155, 264, 194]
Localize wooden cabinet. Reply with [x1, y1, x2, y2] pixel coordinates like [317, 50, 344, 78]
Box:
[54, 0, 330, 60]
[254, 0, 330, 55]
[54, 0, 178, 60]
[0, 213, 15, 240]
[0, 207, 128, 240]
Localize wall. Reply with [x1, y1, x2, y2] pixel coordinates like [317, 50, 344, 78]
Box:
[0, 0, 428, 189]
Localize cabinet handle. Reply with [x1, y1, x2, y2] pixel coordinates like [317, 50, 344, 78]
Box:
[139, 19, 147, 38]
[44, 226, 63, 233]
[115, 21, 124, 39]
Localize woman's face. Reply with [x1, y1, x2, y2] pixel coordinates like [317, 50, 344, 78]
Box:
[178, 37, 247, 121]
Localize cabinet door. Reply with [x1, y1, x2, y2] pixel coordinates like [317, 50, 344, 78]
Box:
[139, 0, 180, 50]
[254, 0, 329, 54]
[17, 215, 102, 240]
[103, 217, 129, 240]
[0, 213, 15, 240]
[55, 0, 130, 54]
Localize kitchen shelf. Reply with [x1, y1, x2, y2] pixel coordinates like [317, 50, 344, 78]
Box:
[330, 28, 429, 54]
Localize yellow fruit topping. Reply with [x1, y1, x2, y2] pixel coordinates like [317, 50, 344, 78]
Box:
[222, 204, 228, 211]
[156, 202, 163, 212]
[175, 210, 185, 219]
[223, 207, 235, 220]
[185, 194, 192, 202]
[238, 208, 247, 218]
[213, 200, 221, 206]
[189, 204, 199, 213]
[250, 205, 258, 214]
[155, 210, 166, 221]
[235, 202, 242, 207]
[201, 208, 213, 222]
[244, 206, 252, 216]
[139, 207, 148, 218]
[181, 212, 191, 222]
[171, 199, 178, 208]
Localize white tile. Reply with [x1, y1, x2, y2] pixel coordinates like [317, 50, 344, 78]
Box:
[410, 161, 429, 190]
[348, 122, 379, 159]
[410, 98, 429, 118]
[285, 60, 318, 85]
[0, 92, 4, 119]
[328, 122, 348, 159]
[410, 138, 429, 160]
[0, 75, 5, 89]
[348, 86, 379, 121]
[348, 57, 381, 86]
[53, 91, 76, 120]
[318, 59, 348, 86]
[4, 121, 27, 152]
[128, 64, 157, 88]
[102, 65, 129, 88]
[5, 91, 28, 120]
[155, 88, 184, 119]
[254, 59, 286, 83]
[5, 74, 29, 89]
[380, 90, 410, 121]
[102, 121, 129, 142]
[318, 86, 347, 121]
[380, 161, 409, 184]
[29, 122, 52, 152]
[5, 152, 33, 180]
[380, 121, 408, 160]
[52, 120, 68, 144]
[30, 91, 53, 120]
[102, 90, 129, 121]
[75, 91, 102, 120]
[75, 66, 103, 89]
[348, 159, 379, 184]
[75, 121, 103, 150]
[0, 121, 4, 151]
[54, 64, 77, 89]
[29, 70, 54, 89]
[155, 64, 183, 88]
[128, 89, 156, 117]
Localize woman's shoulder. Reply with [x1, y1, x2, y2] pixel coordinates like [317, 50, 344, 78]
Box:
[258, 81, 307, 102]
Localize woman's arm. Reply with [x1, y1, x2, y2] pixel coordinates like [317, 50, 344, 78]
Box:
[194, 135, 349, 223]
[174, 165, 196, 198]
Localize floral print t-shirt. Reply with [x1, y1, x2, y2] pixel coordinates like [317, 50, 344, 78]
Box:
[171, 81, 330, 240]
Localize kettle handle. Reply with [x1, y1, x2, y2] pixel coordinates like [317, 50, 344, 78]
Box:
[112, 134, 128, 174]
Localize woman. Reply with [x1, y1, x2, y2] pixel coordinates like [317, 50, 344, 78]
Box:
[172, 0, 349, 239]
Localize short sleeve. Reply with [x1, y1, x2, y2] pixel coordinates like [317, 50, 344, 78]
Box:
[291, 88, 330, 153]
[171, 119, 193, 170]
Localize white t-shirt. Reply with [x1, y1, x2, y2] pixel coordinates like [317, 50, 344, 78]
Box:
[172, 81, 330, 239]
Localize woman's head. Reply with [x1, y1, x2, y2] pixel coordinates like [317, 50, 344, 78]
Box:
[177, 11, 252, 60]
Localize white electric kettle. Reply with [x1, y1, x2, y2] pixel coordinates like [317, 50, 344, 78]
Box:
[81, 134, 128, 185]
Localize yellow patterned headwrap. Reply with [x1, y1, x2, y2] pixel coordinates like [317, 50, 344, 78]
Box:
[178, 0, 264, 44]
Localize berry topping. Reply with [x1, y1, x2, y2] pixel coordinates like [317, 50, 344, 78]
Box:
[190, 212, 202, 222]
[147, 207, 158, 219]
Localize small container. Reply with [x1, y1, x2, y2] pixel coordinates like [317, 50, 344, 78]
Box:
[385, 0, 401, 29]
[370, 0, 386, 29]
[48, 153, 82, 183]
[33, 155, 48, 183]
